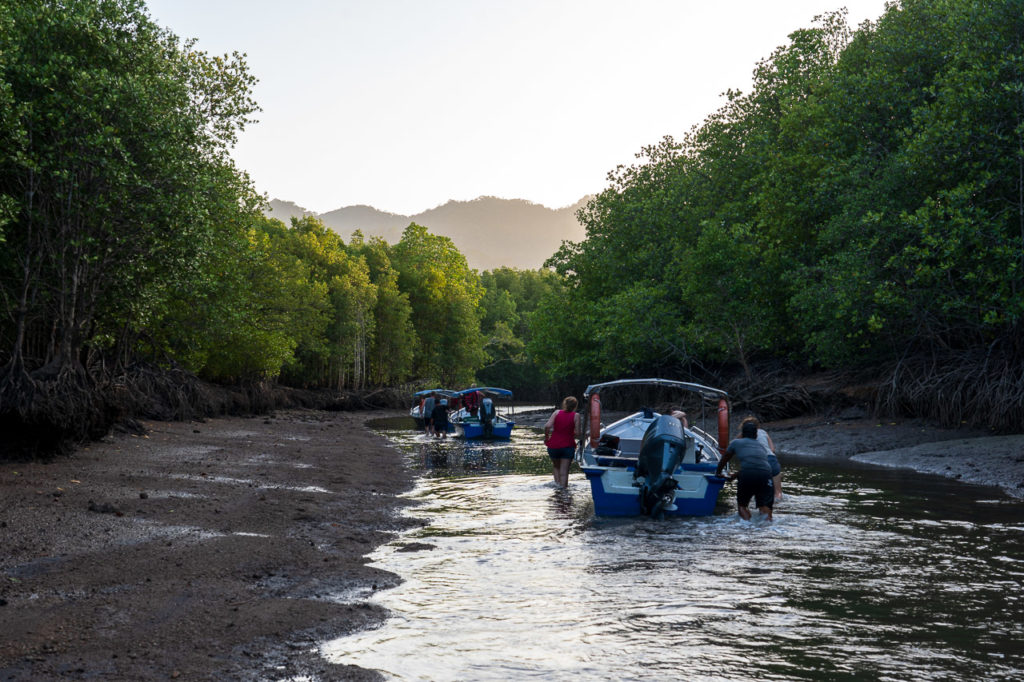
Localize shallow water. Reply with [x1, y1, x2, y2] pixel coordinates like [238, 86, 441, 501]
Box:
[324, 418, 1024, 681]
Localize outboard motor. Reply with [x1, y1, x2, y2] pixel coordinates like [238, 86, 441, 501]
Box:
[480, 397, 495, 438]
[635, 415, 686, 518]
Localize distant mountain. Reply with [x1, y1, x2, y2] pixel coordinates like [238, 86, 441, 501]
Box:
[264, 195, 591, 271]
[266, 198, 316, 222]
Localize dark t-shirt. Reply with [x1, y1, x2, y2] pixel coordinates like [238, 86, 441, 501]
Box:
[431, 404, 448, 425]
[725, 438, 772, 478]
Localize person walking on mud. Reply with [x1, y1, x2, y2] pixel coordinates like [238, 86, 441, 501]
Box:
[544, 396, 582, 488]
[716, 420, 775, 520]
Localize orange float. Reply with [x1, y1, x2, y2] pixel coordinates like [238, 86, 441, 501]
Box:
[717, 398, 729, 455]
[589, 393, 602, 445]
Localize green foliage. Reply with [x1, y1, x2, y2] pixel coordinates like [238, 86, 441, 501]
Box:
[6, 0, 1020, 411]
[533, 0, 1024, 380]
[390, 223, 485, 385]
[0, 0, 260, 379]
[347, 232, 417, 385]
[476, 267, 563, 395]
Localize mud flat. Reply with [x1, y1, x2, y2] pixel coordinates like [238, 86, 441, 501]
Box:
[766, 415, 1024, 499]
[0, 409, 418, 681]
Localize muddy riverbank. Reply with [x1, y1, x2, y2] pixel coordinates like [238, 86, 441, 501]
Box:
[0, 409, 418, 681]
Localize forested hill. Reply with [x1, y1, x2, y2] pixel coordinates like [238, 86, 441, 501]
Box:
[267, 196, 589, 270]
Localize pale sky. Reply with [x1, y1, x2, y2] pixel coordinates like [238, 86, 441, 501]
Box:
[145, 0, 892, 216]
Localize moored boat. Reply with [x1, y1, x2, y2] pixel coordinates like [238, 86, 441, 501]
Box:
[409, 389, 457, 430]
[577, 378, 730, 518]
[449, 387, 515, 439]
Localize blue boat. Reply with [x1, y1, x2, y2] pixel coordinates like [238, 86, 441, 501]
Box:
[449, 387, 515, 439]
[409, 388, 457, 431]
[577, 379, 730, 518]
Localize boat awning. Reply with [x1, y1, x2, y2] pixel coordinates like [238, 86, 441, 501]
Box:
[453, 387, 514, 398]
[412, 388, 458, 398]
[582, 378, 728, 401]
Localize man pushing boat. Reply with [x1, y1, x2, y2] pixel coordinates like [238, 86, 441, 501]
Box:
[715, 420, 775, 521]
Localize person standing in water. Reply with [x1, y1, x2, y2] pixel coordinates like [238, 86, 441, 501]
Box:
[716, 420, 774, 520]
[544, 396, 582, 488]
[432, 398, 450, 439]
[743, 416, 782, 500]
[422, 392, 436, 437]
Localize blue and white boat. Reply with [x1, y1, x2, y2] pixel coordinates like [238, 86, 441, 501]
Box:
[577, 379, 731, 518]
[449, 387, 515, 439]
[409, 388, 457, 431]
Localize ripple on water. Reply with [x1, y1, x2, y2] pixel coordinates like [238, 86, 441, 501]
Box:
[323, 421, 1024, 681]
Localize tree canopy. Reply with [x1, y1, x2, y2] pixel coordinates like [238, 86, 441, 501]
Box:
[530, 0, 1024, 428]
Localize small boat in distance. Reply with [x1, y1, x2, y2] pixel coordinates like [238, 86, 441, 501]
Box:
[577, 378, 730, 519]
[409, 389, 457, 430]
[449, 387, 515, 439]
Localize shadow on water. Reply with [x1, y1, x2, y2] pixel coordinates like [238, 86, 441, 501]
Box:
[336, 416, 1024, 681]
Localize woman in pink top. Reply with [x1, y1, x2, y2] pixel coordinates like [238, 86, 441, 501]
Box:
[544, 396, 582, 488]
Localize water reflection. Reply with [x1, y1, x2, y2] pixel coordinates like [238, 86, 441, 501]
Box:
[328, 417, 1024, 681]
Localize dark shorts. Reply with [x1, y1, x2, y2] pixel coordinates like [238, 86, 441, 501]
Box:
[547, 446, 575, 460]
[737, 475, 774, 509]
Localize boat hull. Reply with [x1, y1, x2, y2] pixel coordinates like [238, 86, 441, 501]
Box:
[582, 463, 725, 517]
[453, 419, 514, 440]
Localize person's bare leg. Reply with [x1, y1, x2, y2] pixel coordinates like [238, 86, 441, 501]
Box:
[759, 505, 773, 521]
[558, 459, 572, 487]
[773, 473, 783, 500]
[738, 504, 751, 521]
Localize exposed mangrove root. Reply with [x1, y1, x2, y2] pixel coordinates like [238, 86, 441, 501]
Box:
[874, 345, 1024, 433]
[0, 361, 412, 459]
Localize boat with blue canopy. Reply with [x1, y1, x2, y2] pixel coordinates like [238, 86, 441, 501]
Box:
[577, 378, 731, 518]
[449, 387, 515, 439]
[409, 388, 458, 431]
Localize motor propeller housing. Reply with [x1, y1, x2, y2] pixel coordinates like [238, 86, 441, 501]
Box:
[634, 414, 688, 517]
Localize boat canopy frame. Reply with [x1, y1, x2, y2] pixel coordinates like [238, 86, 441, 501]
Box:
[412, 388, 458, 398]
[581, 378, 730, 456]
[453, 386, 514, 399]
[583, 378, 727, 401]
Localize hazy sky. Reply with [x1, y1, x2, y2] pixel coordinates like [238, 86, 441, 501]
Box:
[145, 0, 891, 216]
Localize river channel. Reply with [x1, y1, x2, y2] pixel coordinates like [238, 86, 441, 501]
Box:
[324, 416, 1024, 681]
